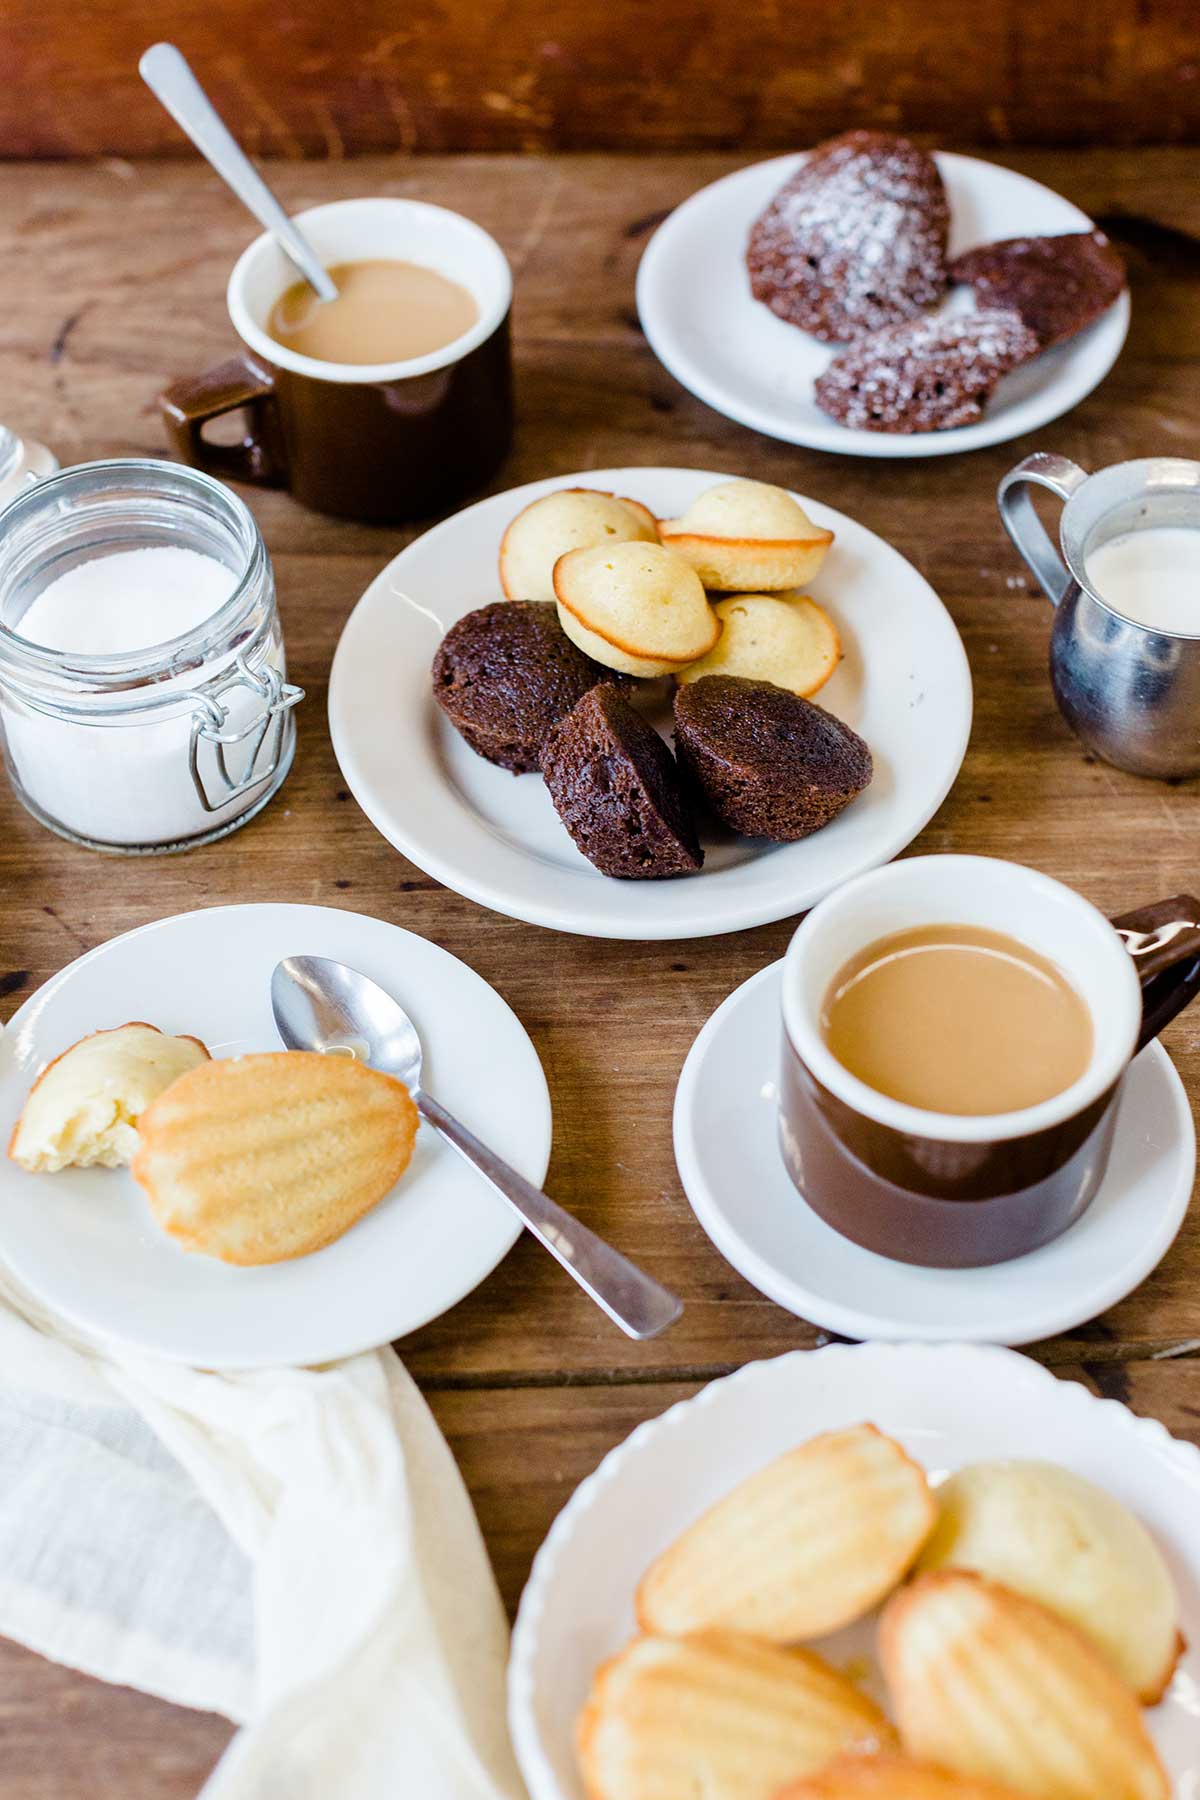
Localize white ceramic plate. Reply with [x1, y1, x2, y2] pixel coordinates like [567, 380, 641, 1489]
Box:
[673, 960, 1194, 1345]
[0, 904, 550, 1367]
[637, 153, 1130, 456]
[328, 468, 971, 940]
[508, 1343, 1200, 1800]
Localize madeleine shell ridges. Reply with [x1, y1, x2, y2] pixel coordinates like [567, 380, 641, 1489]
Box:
[577, 1630, 895, 1800]
[636, 1422, 936, 1642]
[880, 1570, 1170, 1800]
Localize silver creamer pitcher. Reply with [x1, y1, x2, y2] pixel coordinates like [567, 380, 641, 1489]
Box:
[998, 453, 1200, 779]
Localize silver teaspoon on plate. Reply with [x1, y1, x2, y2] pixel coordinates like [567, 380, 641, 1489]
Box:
[139, 42, 337, 304]
[271, 955, 683, 1340]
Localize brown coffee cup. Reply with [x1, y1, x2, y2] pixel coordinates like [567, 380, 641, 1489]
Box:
[779, 855, 1200, 1269]
[159, 198, 514, 524]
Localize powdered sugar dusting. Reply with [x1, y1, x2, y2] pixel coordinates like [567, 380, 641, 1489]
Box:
[747, 132, 950, 343]
[813, 308, 1040, 433]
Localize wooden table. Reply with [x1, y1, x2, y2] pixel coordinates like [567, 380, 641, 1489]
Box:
[2, 148, 1199, 1796]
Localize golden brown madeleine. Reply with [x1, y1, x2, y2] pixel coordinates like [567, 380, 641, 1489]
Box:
[637, 1423, 935, 1642]
[778, 1753, 1033, 1800]
[659, 480, 834, 593]
[916, 1461, 1182, 1704]
[10, 1022, 211, 1172]
[131, 1051, 419, 1264]
[499, 488, 659, 601]
[880, 1571, 1170, 1800]
[577, 1630, 895, 1800]
[554, 540, 720, 678]
[675, 593, 841, 698]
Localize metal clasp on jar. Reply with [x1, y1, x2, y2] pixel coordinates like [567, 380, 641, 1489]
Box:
[187, 657, 304, 814]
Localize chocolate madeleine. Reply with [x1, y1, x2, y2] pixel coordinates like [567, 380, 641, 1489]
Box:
[673, 675, 871, 841]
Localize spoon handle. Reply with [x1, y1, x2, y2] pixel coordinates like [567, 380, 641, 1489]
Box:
[139, 43, 338, 303]
[415, 1090, 683, 1340]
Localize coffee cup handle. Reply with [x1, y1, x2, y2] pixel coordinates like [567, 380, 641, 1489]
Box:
[159, 353, 286, 488]
[997, 453, 1090, 607]
[1112, 895, 1200, 1052]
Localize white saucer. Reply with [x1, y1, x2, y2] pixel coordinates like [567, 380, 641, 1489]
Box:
[328, 467, 971, 941]
[637, 152, 1130, 457]
[673, 961, 1194, 1344]
[0, 905, 550, 1368]
[509, 1343, 1200, 1800]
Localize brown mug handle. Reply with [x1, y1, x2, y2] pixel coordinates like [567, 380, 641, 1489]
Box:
[1112, 894, 1200, 1052]
[159, 353, 286, 488]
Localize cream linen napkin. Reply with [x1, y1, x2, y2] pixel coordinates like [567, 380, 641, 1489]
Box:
[0, 1266, 527, 1800]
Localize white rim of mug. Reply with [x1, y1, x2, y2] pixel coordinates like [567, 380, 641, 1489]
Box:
[227, 197, 513, 385]
[780, 854, 1142, 1144]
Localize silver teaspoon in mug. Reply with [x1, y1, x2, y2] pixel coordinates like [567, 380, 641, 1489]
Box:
[140, 43, 337, 305]
[271, 955, 683, 1340]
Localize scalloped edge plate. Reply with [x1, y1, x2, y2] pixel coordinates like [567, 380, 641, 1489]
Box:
[509, 1342, 1200, 1800]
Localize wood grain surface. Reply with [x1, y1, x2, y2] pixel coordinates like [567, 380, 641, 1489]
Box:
[4, 0, 1200, 159]
[1, 148, 1199, 1794]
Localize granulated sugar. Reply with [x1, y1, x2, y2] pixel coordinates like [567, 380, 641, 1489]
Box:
[19, 546, 235, 654]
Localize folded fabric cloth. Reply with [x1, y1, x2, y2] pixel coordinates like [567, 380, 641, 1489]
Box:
[0, 1266, 527, 1800]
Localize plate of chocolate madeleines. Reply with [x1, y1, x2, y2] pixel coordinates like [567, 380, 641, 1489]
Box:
[328, 468, 972, 939]
[637, 132, 1130, 456]
[508, 1342, 1200, 1800]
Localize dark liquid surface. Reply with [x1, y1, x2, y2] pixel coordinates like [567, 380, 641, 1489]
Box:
[821, 923, 1093, 1115]
[267, 259, 479, 364]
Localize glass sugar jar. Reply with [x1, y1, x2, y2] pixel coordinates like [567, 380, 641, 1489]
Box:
[0, 426, 58, 510]
[0, 459, 302, 852]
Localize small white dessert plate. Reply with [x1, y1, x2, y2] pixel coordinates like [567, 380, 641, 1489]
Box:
[0, 904, 549, 1367]
[328, 467, 971, 940]
[637, 152, 1130, 457]
[508, 1342, 1200, 1800]
[673, 961, 1194, 1344]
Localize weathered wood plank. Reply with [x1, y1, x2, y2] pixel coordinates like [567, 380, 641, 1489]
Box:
[3, 3, 1200, 159]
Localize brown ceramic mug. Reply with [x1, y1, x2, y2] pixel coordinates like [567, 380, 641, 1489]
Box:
[159, 198, 513, 524]
[779, 855, 1200, 1269]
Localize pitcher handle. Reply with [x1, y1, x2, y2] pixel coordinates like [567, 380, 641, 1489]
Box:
[997, 453, 1090, 608]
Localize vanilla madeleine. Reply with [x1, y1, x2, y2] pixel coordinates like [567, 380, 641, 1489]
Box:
[659, 479, 834, 591]
[881, 1571, 1169, 1800]
[10, 1023, 210, 1172]
[675, 591, 840, 697]
[554, 540, 719, 678]
[637, 1422, 935, 1641]
[578, 1630, 894, 1800]
[916, 1460, 1182, 1703]
[499, 488, 658, 602]
[132, 1051, 418, 1264]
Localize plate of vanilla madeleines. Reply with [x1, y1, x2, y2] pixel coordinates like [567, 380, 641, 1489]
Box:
[329, 469, 972, 938]
[508, 1341, 1200, 1800]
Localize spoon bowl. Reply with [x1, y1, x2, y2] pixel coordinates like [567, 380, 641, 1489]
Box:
[271, 956, 683, 1340]
[273, 954, 421, 1080]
